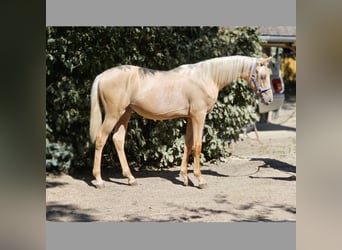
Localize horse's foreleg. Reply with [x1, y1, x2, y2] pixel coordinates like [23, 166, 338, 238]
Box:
[191, 113, 207, 189]
[93, 117, 116, 189]
[112, 109, 137, 186]
[180, 118, 193, 186]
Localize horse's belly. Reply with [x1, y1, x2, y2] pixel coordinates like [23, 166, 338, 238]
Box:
[130, 94, 189, 120]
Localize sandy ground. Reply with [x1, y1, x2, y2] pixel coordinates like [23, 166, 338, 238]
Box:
[46, 101, 296, 222]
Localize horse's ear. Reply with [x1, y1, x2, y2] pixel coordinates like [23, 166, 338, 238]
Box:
[258, 56, 273, 66]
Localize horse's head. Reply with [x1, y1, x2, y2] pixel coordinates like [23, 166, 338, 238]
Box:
[250, 57, 273, 105]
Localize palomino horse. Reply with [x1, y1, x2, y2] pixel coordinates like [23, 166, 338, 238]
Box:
[90, 55, 273, 189]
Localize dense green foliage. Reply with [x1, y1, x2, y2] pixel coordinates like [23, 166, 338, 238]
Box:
[46, 27, 263, 172]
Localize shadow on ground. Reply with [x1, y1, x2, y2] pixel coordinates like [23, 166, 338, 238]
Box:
[46, 202, 97, 222]
[70, 166, 231, 189]
[68, 156, 296, 188]
[120, 195, 296, 222]
[256, 122, 296, 132]
[46, 197, 295, 222]
[46, 181, 69, 188]
[247, 158, 296, 181]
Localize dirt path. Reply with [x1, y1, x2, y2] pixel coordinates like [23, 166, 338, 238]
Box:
[46, 101, 296, 222]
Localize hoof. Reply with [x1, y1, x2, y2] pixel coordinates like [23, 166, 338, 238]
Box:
[128, 178, 138, 186]
[95, 181, 105, 189]
[198, 182, 208, 189]
[180, 174, 189, 186]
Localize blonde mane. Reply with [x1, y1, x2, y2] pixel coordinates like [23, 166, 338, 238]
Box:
[173, 56, 257, 89]
[195, 56, 256, 89]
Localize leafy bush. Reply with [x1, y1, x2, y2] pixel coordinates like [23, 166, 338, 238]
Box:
[46, 124, 74, 172]
[46, 26, 263, 172]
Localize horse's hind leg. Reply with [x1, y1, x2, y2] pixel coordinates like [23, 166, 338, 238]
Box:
[93, 116, 117, 189]
[112, 108, 137, 186]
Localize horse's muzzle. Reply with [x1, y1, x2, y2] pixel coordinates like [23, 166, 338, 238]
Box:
[263, 99, 272, 105]
[261, 91, 273, 105]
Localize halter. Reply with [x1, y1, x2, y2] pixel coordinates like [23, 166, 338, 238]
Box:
[249, 59, 271, 94]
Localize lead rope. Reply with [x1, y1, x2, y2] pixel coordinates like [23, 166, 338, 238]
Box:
[219, 154, 263, 177]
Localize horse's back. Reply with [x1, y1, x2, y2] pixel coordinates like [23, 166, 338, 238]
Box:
[98, 65, 139, 90]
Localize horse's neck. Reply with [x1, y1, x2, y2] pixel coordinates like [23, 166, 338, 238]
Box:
[205, 56, 253, 90]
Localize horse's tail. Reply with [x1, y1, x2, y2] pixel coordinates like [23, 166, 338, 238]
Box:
[89, 74, 103, 143]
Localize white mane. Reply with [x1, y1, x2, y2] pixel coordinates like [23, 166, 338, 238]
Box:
[172, 56, 254, 89]
[198, 56, 256, 88]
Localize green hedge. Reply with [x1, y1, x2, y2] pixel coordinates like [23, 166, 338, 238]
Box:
[46, 26, 263, 172]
